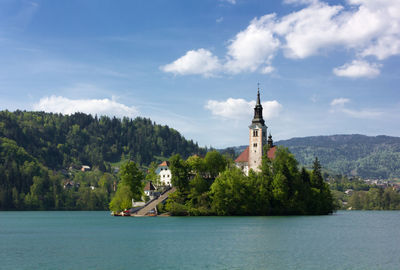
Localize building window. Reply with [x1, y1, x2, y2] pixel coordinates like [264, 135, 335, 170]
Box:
[253, 130, 258, 137]
[253, 143, 257, 147]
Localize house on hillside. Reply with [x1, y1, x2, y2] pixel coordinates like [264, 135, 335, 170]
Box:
[156, 161, 172, 186]
[144, 181, 157, 199]
[235, 87, 277, 175]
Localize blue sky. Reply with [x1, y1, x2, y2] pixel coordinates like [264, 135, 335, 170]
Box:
[1, 0, 399, 148]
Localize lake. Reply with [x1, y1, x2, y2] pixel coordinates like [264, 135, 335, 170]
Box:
[0, 211, 399, 269]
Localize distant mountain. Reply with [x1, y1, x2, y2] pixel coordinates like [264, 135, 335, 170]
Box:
[227, 135, 400, 179]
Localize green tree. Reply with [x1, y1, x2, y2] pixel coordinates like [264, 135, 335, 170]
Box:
[169, 154, 190, 192]
[109, 161, 143, 212]
[204, 150, 227, 178]
[145, 161, 161, 187]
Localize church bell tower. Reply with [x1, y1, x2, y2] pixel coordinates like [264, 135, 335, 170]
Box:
[248, 86, 267, 172]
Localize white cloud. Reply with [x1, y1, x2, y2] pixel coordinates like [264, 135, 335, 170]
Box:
[262, 100, 283, 119]
[33, 96, 139, 118]
[330, 97, 382, 119]
[331, 98, 350, 106]
[160, 49, 221, 77]
[225, 14, 280, 73]
[205, 98, 282, 120]
[216, 17, 224, 23]
[333, 60, 381, 78]
[276, 0, 400, 60]
[162, 0, 400, 78]
[261, 65, 275, 74]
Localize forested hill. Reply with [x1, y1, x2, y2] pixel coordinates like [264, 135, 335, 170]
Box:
[275, 135, 400, 179]
[0, 110, 205, 170]
[223, 134, 400, 179]
[0, 110, 206, 210]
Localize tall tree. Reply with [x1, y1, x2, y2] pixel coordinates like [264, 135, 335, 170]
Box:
[169, 154, 190, 192]
[109, 161, 143, 212]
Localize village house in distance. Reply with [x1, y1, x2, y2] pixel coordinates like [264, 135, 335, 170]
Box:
[235, 87, 276, 175]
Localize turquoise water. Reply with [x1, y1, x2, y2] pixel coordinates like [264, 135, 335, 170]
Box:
[0, 211, 399, 270]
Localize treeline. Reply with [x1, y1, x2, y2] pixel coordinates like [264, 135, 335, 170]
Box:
[157, 147, 335, 216]
[329, 176, 400, 210]
[0, 110, 205, 210]
[275, 134, 400, 179]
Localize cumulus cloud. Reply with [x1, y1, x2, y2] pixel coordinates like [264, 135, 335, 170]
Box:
[275, 0, 400, 60]
[33, 96, 139, 118]
[162, 0, 400, 78]
[160, 49, 221, 77]
[330, 97, 382, 119]
[225, 15, 280, 73]
[205, 98, 282, 120]
[333, 60, 381, 78]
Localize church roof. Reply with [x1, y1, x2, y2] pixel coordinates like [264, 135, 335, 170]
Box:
[267, 146, 277, 159]
[235, 146, 249, 163]
[234, 146, 277, 163]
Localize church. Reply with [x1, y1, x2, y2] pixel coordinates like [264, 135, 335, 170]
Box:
[235, 87, 276, 175]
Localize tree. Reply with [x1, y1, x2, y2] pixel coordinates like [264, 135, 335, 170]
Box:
[109, 161, 143, 212]
[145, 161, 161, 187]
[210, 167, 249, 215]
[204, 151, 227, 178]
[169, 154, 190, 192]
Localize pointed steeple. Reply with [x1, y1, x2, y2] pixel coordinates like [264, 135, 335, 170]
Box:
[252, 84, 265, 125]
[268, 133, 273, 148]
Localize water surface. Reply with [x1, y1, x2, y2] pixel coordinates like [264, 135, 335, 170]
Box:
[0, 211, 399, 269]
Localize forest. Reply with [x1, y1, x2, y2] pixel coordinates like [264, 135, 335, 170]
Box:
[152, 147, 335, 216]
[0, 110, 205, 210]
[276, 134, 400, 179]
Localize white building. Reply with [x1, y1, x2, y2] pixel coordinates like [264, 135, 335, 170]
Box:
[144, 181, 156, 198]
[156, 161, 172, 186]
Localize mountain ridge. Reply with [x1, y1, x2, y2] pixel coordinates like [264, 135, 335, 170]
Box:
[224, 134, 400, 179]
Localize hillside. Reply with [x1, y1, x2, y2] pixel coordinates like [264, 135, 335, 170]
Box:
[275, 135, 400, 179]
[0, 110, 205, 210]
[227, 135, 400, 179]
[0, 110, 205, 169]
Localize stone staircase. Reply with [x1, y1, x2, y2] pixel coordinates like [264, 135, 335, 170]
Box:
[132, 187, 176, 216]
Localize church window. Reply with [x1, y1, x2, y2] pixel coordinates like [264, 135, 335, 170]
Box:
[253, 130, 258, 137]
[253, 143, 257, 147]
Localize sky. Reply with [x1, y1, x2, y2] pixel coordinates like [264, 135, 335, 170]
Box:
[0, 0, 399, 148]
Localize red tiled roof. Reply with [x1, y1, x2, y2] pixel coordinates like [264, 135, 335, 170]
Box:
[234, 145, 277, 163]
[235, 146, 249, 163]
[267, 146, 277, 159]
[158, 161, 170, 167]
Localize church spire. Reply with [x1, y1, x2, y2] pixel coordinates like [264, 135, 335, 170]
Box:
[268, 133, 273, 148]
[252, 84, 265, 125]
